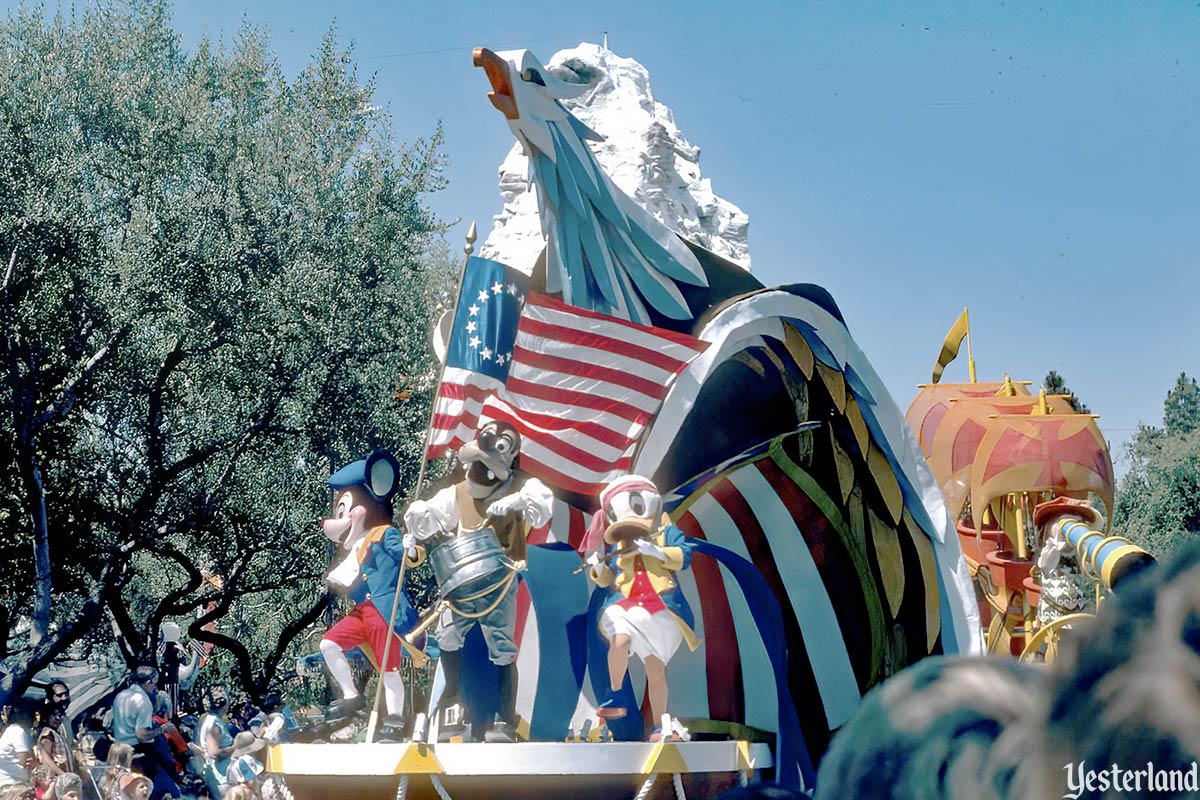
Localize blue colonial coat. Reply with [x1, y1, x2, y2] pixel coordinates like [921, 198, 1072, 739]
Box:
[346, 524, 418, 635]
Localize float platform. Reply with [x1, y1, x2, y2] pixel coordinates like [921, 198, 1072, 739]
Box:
[265, 739, 773, 800]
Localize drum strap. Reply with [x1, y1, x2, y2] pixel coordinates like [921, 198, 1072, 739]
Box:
[446, 569, 517, 619]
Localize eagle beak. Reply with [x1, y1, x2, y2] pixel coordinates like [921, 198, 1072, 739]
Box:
[473, 47, 519, 120]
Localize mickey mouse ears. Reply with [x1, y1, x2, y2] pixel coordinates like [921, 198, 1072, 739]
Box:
[328, 449, 401, 504]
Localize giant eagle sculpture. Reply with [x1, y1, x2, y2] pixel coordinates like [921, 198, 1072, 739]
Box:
[471, 45, 981, 790]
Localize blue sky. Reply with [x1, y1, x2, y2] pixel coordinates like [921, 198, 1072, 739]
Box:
[20, 1, 1200, 476]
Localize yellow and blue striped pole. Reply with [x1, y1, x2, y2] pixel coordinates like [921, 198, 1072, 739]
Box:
[1060, 520, 1155, 590]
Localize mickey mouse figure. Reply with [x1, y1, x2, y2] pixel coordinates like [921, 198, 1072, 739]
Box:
[319, 450, 419, 738]
[586, 474, 700, 742]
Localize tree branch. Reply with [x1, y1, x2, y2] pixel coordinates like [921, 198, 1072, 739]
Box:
[145, 338, 187, 481]
[1, 597, 105, 700]
[103, 580, 146, 665]
[145, 542, 204, 647]
[255, 592, 331, 696]
[1, 247, 14, 296]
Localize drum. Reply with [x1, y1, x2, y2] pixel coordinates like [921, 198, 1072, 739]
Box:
[428, 527, 514, 601]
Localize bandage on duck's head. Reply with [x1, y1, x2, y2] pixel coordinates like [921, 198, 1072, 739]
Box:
[459, 421, 522, 499]
[599, 474, 664, 546]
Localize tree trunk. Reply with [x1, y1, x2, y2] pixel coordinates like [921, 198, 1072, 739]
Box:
[17, 443, 52, 646]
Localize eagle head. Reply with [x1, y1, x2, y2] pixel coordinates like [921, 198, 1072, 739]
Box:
[471, 46, 708, 324]
[473, 47, 591, 157]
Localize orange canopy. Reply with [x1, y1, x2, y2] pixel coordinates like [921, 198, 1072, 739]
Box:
[904, 381, 1028, 457]
[969, 414, 1114, 530]
[930, 395, 1075, 518]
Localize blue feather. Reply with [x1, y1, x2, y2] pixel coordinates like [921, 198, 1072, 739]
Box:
[535, 152, 560, 211]
[550, 122, 627, 233]
[550, 136, 588, 219]
[559, 208, 589, 308]
[567, 112, 604, 143]
[576, 213, 623, 308]
[626, 221, 708, 287]
[558, 210, 589, 309]
[602, 220, 688, 320]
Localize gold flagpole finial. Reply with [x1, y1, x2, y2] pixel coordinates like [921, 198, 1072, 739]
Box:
[464, 221, 477, 256]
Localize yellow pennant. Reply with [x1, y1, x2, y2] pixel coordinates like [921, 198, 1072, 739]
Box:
[931, 308, 970, 383]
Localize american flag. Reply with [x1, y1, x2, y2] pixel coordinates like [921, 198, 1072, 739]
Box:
[427, 257, 529, 459]
[480, 293, 708, 496]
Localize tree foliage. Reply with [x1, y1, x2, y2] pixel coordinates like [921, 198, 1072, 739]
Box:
[1042, 370, 1090, 414]
[0, 1, 451, 702]
[1113, 372, 1200, 558]
[1162, 372, 1200, 437]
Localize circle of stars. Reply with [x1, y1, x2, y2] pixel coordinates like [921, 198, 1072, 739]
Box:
[465, 280, 525, 366]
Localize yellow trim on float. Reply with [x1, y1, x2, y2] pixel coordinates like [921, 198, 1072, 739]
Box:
[393, 742, 445, 775]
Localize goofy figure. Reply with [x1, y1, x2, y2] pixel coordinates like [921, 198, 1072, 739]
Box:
[319, 450, 420, 739]
[404, 420, 553, 742]
[586, 474, 700, 742]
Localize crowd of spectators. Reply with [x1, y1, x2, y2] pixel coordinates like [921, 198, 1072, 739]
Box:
[0, 669, 290, 800]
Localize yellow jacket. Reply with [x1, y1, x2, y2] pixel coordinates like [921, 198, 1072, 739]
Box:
[589, 524, 700, 652]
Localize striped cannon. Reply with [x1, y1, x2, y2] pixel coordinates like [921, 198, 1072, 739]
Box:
[1059, 520, 1155, 591]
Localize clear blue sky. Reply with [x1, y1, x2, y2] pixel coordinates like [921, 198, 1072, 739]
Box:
[23, 1, 1200, 476]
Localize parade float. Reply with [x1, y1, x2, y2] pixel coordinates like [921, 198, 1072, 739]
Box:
[905, 311, 1154, 663]
[262, 44, 982, 799]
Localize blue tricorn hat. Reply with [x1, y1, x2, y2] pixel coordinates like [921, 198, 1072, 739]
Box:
[328, 450, 401, 505]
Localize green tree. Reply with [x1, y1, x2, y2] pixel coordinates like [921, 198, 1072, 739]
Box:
[1043, 370, 1091, 413]
[0, 1, 450, 702]
[1162, 372, 1200, 436]
[1113, 376, 1200, 558]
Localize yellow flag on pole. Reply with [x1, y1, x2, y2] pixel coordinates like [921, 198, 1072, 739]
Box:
[931, 309, 970, 383]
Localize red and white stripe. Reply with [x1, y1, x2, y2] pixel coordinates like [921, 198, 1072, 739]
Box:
[426, 368, 504, 460]
[481, 293, 707, 495]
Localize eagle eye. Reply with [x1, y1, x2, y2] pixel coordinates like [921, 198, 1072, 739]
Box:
[520, 68, 546, 86]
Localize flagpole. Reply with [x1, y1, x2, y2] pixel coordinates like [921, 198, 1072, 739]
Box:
[964, 308, 977, 383]
[413, 221, 477, 497]
[365, 221, 477, 744]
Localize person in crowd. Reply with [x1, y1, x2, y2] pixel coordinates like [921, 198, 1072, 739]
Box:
[34, 706, 73, 779]
[201, 724, 230, 800]
[149, 693, 187, 780]
[116, 773, 150, 800]
[245, 694, 290, 746]
[26, 766, 51, 800]
[0, 783, 35, 800]
[110, 667, 179, 799]
[197, 687, 233, 788]
[48, 773, 81, 800]
[223, 733, 264, 791]
[40, 686, 67, 717]
[0, 704, 34, 789]
[38, 684, 70, 746]
[227, 698, 258, 738]
[97, 741, 133, 800]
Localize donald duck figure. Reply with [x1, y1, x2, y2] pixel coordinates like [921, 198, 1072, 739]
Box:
[586, 474, 700, 742]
